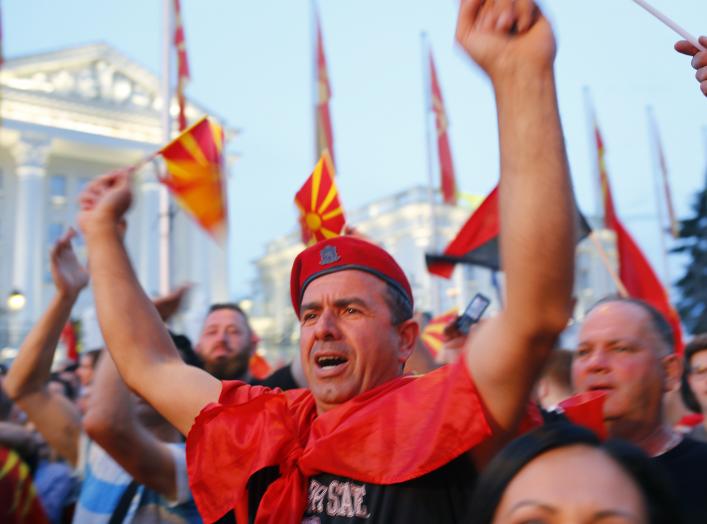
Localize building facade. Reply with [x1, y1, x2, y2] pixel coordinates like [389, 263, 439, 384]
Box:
[0, 43, 231, 357]
[247, 186, 620, 362]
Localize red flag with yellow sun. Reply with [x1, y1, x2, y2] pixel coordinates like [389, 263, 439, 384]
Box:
[420, 309, 458, 357]
[159, 116, 227, 240]
[295, 151, 345, 245]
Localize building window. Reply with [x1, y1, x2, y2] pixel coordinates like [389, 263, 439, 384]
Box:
[50, 175, 67, 206]
[76, 176, 91, 195]
[48, 222, 64, 246]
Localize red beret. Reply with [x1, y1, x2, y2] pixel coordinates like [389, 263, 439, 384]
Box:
[290, 236, 413, 317]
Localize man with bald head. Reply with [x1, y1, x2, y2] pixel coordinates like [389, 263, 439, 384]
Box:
[572, 297, 707, 524]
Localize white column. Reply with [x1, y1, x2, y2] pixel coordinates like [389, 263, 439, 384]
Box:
[10, 135, 51, 343]
[137, 168, 161, 298]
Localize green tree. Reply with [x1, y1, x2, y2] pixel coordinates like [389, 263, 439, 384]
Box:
[673, 178, 707, 335]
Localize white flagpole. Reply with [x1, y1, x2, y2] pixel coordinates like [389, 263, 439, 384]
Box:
[645, 106, 671, 286]
[159, 0, 174, 295]
[421, 32, 441, 314]
[583, 87, 604, 223]
[631, 0, 705, 51]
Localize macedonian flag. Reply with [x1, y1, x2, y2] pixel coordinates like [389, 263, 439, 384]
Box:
[420, 309, 458, 357]
[295, 151, 345, 245]
[159, 116, 227, 240]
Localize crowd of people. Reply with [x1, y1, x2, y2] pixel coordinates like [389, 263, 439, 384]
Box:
[1, 0, 706, 522]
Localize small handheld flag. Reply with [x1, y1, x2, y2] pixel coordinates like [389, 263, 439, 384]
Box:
[420, 309, 459, 357]
[295, 151, 345, 245]
[159, 116, 227, 240]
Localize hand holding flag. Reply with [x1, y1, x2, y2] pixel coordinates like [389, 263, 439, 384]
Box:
[295, 151, 345, 245]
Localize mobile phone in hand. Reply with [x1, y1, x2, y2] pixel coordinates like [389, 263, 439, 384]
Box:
[453, 293, 491, 335]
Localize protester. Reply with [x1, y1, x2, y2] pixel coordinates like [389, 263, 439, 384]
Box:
[572, 297, 707, 524]
[675, 36, 707, 97]
[76, 350, 100, 389]
[680, 334, 707, 442]
[2, 229, 201, 523]
[535, 348, 574, 411]
[78, 0, 577, 521]
[468, 423, 679, 524]
[194, 303, 259, 381]
[0, 446, 50, 524]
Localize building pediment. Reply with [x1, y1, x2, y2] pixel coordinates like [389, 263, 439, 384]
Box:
[2, 43, 162, 114]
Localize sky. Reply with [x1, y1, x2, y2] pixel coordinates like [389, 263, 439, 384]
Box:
[6, 0, 707, 301]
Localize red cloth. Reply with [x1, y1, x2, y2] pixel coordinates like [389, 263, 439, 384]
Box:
[0, 447, 49, 524]
[187, 358, 492, 523]
[558, 391, 608, 440]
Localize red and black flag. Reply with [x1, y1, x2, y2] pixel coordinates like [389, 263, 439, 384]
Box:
[426, 185, 591, 278]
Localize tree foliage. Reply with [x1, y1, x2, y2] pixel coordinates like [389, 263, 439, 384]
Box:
[673, 178, 707, 335]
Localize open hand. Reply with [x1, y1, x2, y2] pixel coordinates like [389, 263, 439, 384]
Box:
[50, 228, 89, 298]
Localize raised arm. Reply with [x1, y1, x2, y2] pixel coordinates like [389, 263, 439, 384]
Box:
[2, 230, 87, 466]
[83, 350, 180, 500]
[455, 0, 575, 461]
[77, 171, 220, 435]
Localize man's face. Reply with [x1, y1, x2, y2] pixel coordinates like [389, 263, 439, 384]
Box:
[77, 353, 97, 386]
[196, 308, 253, 380]
[687, 350, 707, 413]
[572, 302, 671, 433]
[299, 270, 416, 414]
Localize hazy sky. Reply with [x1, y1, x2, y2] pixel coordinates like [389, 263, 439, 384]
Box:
[6, 0, 707, 300]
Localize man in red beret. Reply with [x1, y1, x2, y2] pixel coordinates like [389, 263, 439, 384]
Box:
[77, 0, 576, 521]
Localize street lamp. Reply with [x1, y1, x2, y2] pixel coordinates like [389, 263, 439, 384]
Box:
[7, 289, 26, 312]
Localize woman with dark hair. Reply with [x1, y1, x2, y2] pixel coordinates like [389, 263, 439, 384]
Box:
[680, 334, 707, 442]
[468, 423, 680, 524]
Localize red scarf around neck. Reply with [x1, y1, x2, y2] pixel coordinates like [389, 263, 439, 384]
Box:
[186, 358, 492, 523]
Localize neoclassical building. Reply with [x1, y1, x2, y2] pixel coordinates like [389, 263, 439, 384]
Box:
[0, 43, 231, 354]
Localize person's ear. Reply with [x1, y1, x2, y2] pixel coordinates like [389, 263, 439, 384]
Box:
[397, 319, 420, 363]
[662, 353, 683, 393]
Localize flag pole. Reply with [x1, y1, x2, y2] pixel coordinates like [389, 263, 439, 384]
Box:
[588, 232, 629, 298]
[311, 0, 319, 166]
[421, 32, 442, 314]
[646, 107, 678, 238]
[159, 0, 174, 295]
[583, 87, 604, 223]
[645, 106, 672, 287]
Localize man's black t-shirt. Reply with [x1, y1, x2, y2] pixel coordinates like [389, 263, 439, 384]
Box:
[255, 363, 300, 391]
[301, 454, 478, 523]
[223, 453, 478, 523]
[653, 437, 707, 524]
